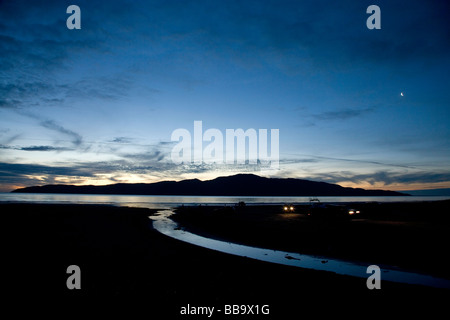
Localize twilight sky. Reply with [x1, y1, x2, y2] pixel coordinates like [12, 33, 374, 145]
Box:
[1, 0, 449, 192]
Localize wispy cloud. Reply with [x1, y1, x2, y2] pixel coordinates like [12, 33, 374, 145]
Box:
[111, 137, 133, 144]
[306, 170, 450, 187]
[0, 162, 91, 177]
[279, 158, 319, 165]
[64, 75, 135, 101]
[40, 119, 82, 146]
[11, 110, 84, 148]
[0, 75, 139, 111]
[283, 153, 415, 169]
[312, 107, 375, 121]
[0, 133, 22, 145]
[0, 2, 144, 112]
[0, 144, 72, 152]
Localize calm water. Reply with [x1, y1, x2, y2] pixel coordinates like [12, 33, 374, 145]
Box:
[1, 192, 449, 209]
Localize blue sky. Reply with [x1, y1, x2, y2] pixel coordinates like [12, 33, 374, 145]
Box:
[1, 0, 449, 192]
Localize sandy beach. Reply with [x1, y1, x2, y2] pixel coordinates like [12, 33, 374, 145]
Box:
[2, 202, 449, 317]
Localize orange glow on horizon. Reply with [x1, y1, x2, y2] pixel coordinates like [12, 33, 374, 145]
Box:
[337, 181, 450, 192]
[4, 172, 450, 194]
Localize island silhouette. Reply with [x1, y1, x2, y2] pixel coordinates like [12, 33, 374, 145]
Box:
[12, 173, 408, 196]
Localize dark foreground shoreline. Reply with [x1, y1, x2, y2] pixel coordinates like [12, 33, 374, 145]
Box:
[1, 202, 448, 317]
[172, 200, 450, 278]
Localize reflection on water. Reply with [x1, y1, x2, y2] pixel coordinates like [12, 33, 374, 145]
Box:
[151, 210, 450, 289]
[1, 192, 450, 208]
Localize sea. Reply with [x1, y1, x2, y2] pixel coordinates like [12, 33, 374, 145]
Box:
[1, 193, 449, 209]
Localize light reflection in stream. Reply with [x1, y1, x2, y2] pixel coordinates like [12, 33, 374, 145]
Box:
[151, 210, 450, 289]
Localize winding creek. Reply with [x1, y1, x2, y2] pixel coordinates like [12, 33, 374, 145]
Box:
[150, 210, 450, 289]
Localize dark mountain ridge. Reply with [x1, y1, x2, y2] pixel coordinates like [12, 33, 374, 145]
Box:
[12, 174, 408, 196]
